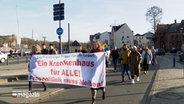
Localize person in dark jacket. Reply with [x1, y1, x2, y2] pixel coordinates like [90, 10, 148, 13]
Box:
[40, 43, 48, 91]
[110, 47, 119, 72]
[41, 43, 48, 54]
[49, 43, 57, 54]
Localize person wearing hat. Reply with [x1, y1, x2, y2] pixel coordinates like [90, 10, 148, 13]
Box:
[128, 46, 142, 84]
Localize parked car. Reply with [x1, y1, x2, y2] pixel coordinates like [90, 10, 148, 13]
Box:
[179, 52, 184, 62]
[0, 51, 8, 63]
[23, 49, 31, 56]
[170, 48, 177, 53]
[155, 48, 165, 55]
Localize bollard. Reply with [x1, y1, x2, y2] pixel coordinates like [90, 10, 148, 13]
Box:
[173, 54, 175, 67]
[6, 57, 9, 65]
[183, 63, 184, 78]
[26, 54, 28, 63]
[17, 55, 20, 64]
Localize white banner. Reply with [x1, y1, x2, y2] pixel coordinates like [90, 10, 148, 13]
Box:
[28, 52, 106, 88]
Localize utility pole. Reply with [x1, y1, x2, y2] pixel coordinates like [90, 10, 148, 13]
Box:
[43, 36, 46, 44]
[53, 0, 64, 54]
[68, 23, 70, 53]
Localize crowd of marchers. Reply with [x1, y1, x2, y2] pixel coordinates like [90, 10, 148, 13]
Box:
[109, 44, 156, 84]
[27, 40, 156, 104]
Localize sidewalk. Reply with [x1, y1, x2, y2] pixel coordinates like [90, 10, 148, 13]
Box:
[0, 63, 28, 84]
[150, 55, 184, 104]
[0, 63, 28, 78]
[0, 63, 65, 104]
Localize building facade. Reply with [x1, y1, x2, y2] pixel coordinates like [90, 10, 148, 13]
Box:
[155, 20, 184, 51]
[134, 32, 154, 48]
[110, 23, 133, 49]
[90, 32, 111, 49]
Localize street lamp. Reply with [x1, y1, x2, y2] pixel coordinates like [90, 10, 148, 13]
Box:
[43, 36, 46, 44]
[110, 25, 117, 48]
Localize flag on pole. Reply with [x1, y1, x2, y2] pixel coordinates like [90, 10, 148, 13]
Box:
[101, 41, 108, 51]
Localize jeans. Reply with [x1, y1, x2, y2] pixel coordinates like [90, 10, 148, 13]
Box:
[112, 59, 118, 71]
[143, 59, 149, 71]
[121, 64, 130, 80]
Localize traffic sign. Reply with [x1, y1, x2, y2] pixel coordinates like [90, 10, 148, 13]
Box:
[53, 3, 64, 21]
[54, 16, 64, 21]
[53, 4, 64, 11]
[56, 27, 63, 35]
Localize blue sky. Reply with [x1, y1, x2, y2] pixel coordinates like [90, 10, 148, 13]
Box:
[0, 0, 184, 42]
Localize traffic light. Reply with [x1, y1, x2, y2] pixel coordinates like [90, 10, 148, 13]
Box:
[53, 3, 64, 21]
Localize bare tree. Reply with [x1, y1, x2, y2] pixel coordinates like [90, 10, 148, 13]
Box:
[146, 6, 163, 33]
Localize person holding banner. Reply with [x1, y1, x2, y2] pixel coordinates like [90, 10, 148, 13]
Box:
[80, 46, 88, 53]
[28, 45, 47, 92]
[90, 40, 106, 104]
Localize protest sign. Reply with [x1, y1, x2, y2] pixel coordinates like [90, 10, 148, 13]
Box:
[28, 52, 106, 88]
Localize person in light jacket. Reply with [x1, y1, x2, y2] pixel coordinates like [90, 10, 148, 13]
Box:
[142, 46, 152, 74]
[28, 45, 47, 92]
[90, 40, 105, 104]
[129, 46, 142, 84]
[119, 44, 131, 82]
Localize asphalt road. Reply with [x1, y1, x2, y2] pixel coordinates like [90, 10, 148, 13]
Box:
[38, 64, 157, 104]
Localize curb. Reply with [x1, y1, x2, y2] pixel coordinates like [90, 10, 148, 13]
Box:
[141, 64, 159, 104]
[146, 64, 160, 104]
[0, 74, 28, 84]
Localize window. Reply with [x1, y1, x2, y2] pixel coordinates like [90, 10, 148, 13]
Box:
[122, 36, 124, 40]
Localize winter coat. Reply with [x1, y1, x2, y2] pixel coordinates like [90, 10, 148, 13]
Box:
[119, 48, 131, 64]
[129, 51, 142, 76]
[110, 49, 119, 60]
[41, 49, 48, 54]
[49, 49, 57, 54]
[142, 49, 152, 64]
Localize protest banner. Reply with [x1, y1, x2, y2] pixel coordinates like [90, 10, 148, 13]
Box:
[28, 52, 106, 88]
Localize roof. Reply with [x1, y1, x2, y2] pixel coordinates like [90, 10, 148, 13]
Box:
[72, 40, 81, 46]
[167, 23, 180, 32]
[134, 34, 142, 36]
[143, 32, 154, 39]
[112, 23, 125, 32]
